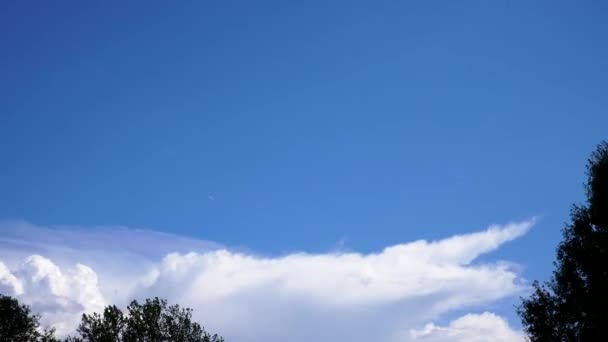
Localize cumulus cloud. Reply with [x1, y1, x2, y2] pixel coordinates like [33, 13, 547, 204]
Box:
[0, 256, 106, 335]
[409, 312, 525, 342]
[0, 220, 532, 341]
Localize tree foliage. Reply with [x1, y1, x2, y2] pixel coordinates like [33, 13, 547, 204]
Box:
[0, 294, 223, 342]
[519, 141, 608, 341]
[74, 297, 224, 342]
[0, 294, 58, 342]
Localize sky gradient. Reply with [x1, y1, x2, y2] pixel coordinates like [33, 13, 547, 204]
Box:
[1, 1, 607, 341]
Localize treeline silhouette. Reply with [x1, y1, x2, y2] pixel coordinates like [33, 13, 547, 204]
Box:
[0, 294, 224, 342]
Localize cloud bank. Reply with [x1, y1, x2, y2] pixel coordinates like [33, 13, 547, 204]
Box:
[0, 220, 532, 341]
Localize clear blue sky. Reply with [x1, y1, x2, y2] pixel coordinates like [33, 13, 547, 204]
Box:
[1, 0, 607, 287]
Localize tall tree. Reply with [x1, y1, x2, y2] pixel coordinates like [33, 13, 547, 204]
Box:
[519, 141, 608, 341]
[75, 297, 224, 342]
[0, 294, 58, 342]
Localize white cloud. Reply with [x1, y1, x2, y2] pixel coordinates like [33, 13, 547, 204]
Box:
[0, 220, 531, 341]
[409, 312, 525, 342]
[1, 256, 107, 335]
[0, 261, 23, 295]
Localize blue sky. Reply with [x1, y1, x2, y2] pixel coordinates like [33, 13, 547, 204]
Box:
[1, 1, 607, 340]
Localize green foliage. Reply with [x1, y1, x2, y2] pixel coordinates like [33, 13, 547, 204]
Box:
[0, 294, 58, 342]
[75, 297, 224, 342]
[519, 141, 608, 341]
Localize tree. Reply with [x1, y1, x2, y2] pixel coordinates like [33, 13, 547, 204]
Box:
[75, 305, 124, 342]
[74, 297, 224, 342]
[0, 294, 58, 342]
[519, 141, 608, 341]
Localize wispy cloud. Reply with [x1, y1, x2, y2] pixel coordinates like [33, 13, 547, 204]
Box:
[0, 220, 533, 341]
